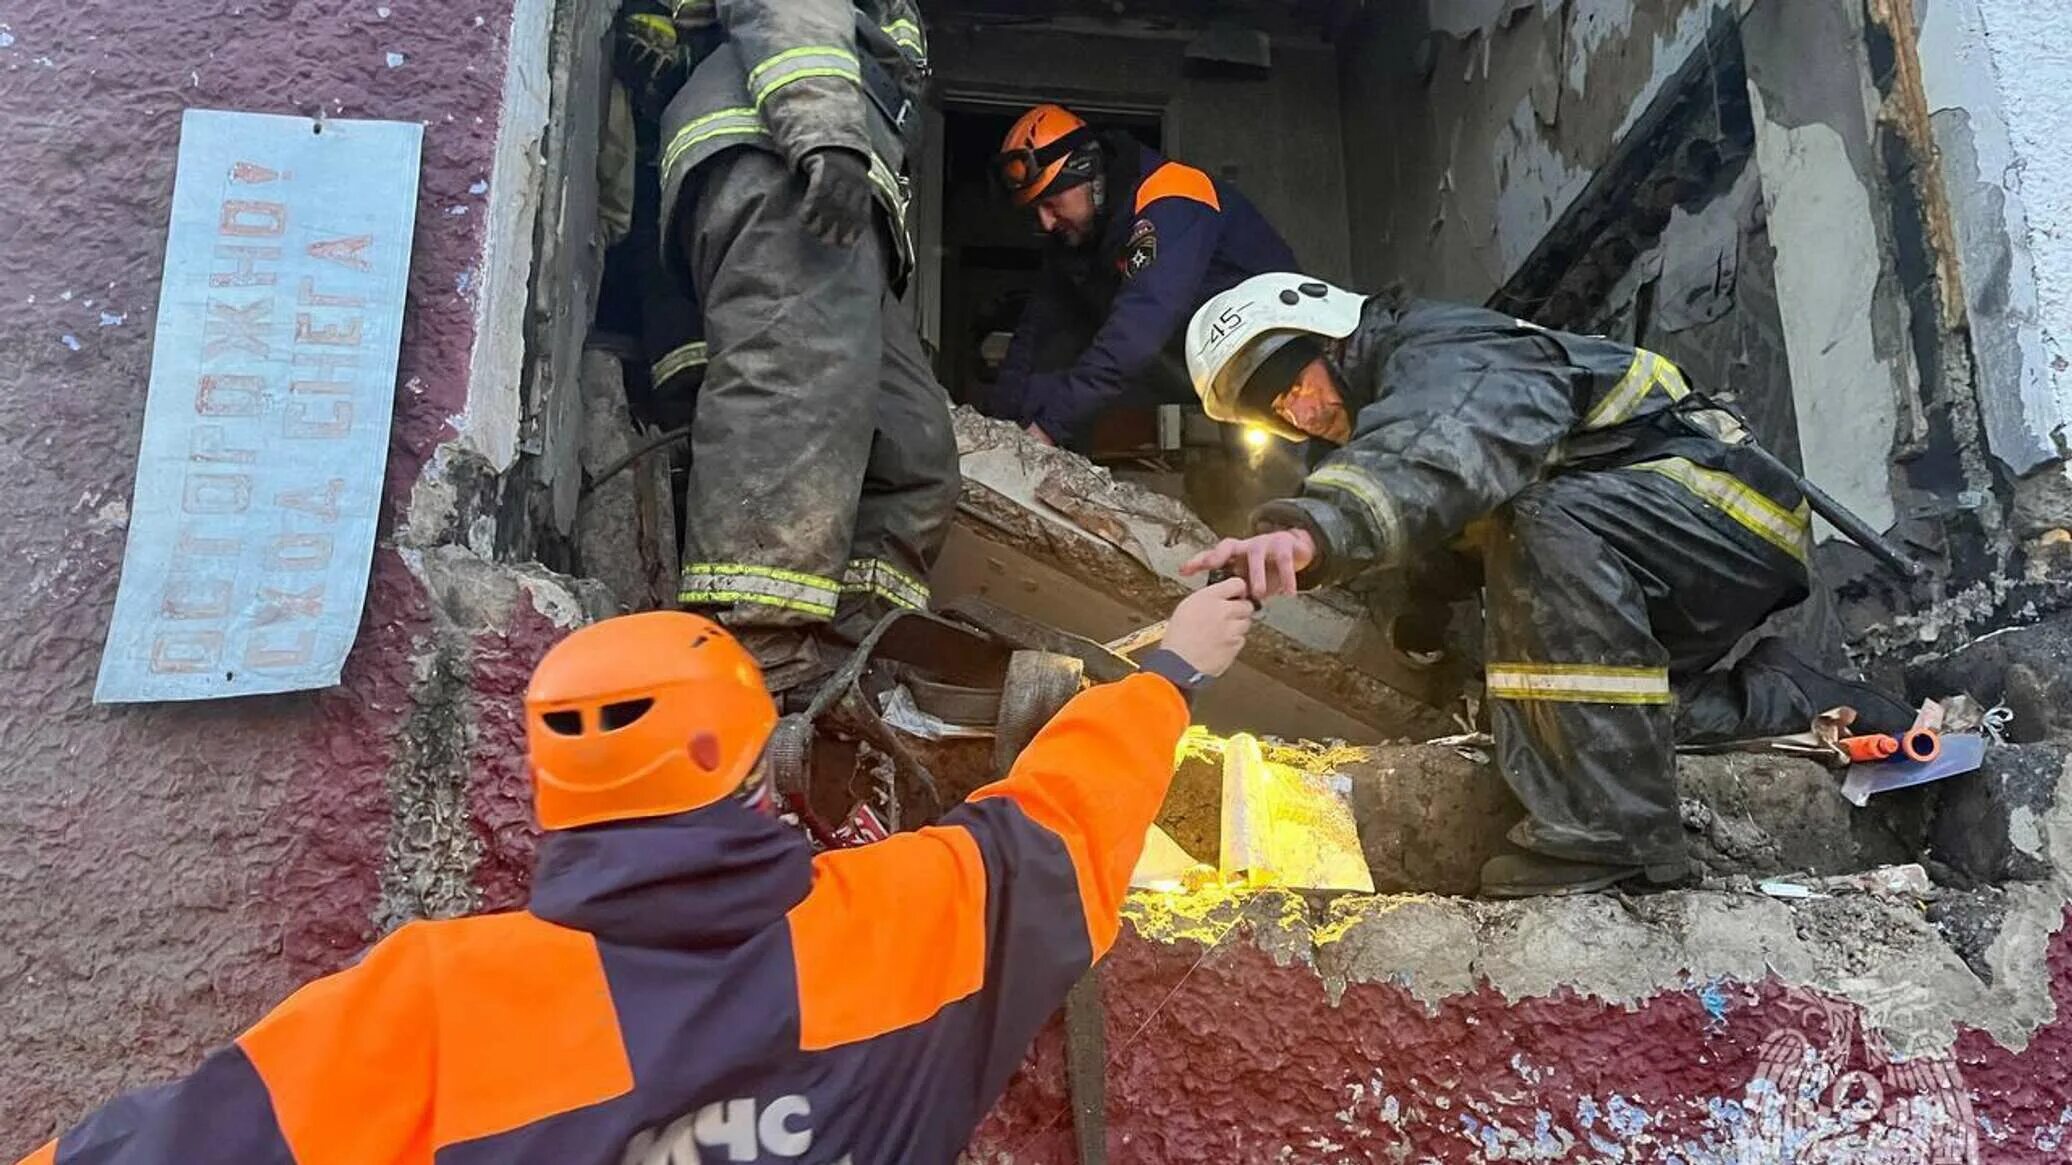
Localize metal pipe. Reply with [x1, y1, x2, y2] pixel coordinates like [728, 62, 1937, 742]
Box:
[1740, 443, 1923, 580]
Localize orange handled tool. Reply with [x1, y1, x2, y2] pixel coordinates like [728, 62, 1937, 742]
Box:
[1840, 735, 1897, 763]
[1901, 727, 1942, 763]
[1841, 729, 1942, 764]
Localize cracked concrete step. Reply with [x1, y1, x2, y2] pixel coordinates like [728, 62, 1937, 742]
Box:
[1156, 735, 1929, 894]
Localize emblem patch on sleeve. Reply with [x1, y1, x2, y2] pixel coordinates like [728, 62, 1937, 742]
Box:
[1122, 218, 1158, 278]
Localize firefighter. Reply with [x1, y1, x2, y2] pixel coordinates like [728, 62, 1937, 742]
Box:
[655, 0, 951, 701]
[1179, 273, 1916, 898]
[19, 587, 1256, 1165]
[610, 7, 713, 428]
[986, 103, 1297, 452]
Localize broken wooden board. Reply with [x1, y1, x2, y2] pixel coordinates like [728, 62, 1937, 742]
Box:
[938, 409, 1456, 742]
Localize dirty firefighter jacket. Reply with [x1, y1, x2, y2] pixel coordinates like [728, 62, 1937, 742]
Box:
[996, 142, 1296, 450]
[1269, 299, 1811, 585]
[657, 0, 927, 283]
[20, 674, 1189, 1165]
[649, 0, 950, 678]
[1261, 298, 1814, 866]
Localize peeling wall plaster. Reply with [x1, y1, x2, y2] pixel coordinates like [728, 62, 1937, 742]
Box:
[1345, 0, 1739, 301]
[457, 0, 554, 474]
[1919, 0, 2071, 478]
[1749, 87, 1902, 536]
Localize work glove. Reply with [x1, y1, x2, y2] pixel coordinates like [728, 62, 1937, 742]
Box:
[799, 148, 874, 248]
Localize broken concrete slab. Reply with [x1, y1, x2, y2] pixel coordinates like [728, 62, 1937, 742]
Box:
[1126, 880, 1998, 1057]
[575, 350, 677, 612]
[1930, 742, 2072, 886]
[1910, 614, 2072, 743]
[1156, 732, 1924, 895]
[938, 410, 1457, 743]
[1680, 751, 1924, 879]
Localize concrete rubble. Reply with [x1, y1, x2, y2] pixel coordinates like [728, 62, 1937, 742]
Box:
[928, 408, 2072, 1076]
[939, 409, 1456, 744]
[1911, 611, 2072, 745]
[1117, 740, 2072, 1059]
[1148, 732, 1930, 897]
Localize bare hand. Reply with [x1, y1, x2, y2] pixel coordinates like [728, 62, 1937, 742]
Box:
[1025, 423, 1055, 446]
[1179, 529, 1316, 599]
[1158, 577, 1256, 677]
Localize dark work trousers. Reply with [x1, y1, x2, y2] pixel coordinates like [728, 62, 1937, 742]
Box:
[1480, 467, 1813, 867]
[676, 148, 957, 690]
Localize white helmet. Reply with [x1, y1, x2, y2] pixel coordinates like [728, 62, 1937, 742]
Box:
[1186, 273, 1369, 441]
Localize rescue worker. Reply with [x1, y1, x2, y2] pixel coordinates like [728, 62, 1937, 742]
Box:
[19, 586, 1256, 1165]
[987, 104, 1296, 451]
[656, 0, 952, 700]
[609, 6, 713, 429]
[1180, 273, 1916, 898]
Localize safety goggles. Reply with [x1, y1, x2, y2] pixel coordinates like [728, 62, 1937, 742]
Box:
[991, 125, 1096, 199]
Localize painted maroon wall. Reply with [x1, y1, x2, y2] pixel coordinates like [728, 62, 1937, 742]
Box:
[970, 916, 2072, 1163]
[0, 0, 543, 1151]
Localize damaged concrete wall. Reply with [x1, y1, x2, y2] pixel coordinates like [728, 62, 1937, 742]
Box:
[1918, 0, 2072, 490]
[1332, 0, 2072, 659]
[971, 743, 2072, 1162]
[1337, 0, 1741, 303]
[925, 22, 1353, 281]
[0, 0, 585, 1149]
[1338, 0, 1929, 549]
[1741, 0, 1924, 545]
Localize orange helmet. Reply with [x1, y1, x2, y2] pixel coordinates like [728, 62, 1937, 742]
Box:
[995, 103, 1097, 206]
[525, 612, 778, 831]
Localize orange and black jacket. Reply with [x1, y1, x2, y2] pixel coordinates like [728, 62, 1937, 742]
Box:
[994, 136, 1296, 450]
[21, 673, 1190, 1165]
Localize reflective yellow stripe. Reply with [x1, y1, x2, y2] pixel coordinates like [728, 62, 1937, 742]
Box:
[1582, 348, 1692, 431]
[679, 564, 840, 618]
[682, 563, 840, 593]
[652, 341, 708, 385]
[1654, 358, 1690, 402]
[627, 12, 678, 45]
[1308, 464, 1403, 554]
[1630, 457, 1811, 563]
[862, 152, 907, 231]
[1583, 351, 1658, 430]
[675, 589, 834, 617]
[1485, 663, 1672, 705]
[746, 47, 861, 106]
[661, 106, 764, 175]
[883, 19, 924, 56]
[746, 45, 857, 86]
[843, 559, 929, 610]
[663, 123, 766, 174]
[754, 66, 864, 108]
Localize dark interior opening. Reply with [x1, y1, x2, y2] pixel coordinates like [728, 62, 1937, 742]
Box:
[932, 104, 1163, 413]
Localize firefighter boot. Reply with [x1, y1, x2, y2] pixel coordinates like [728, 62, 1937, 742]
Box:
[1746, 637, 1917, 735]
[1479, 848, 1690, 899]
